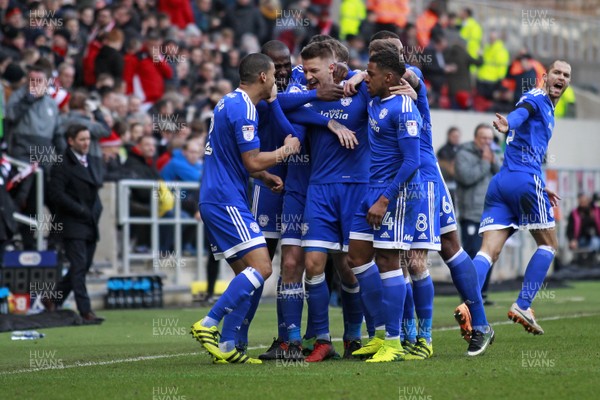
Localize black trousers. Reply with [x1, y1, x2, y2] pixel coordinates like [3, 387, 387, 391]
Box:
[56, 239, 97, 314]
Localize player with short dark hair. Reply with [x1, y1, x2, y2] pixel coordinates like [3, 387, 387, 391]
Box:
[346, 32, 493, 357]
[190, 53, 301, 364]
[347, 48, 424, 362]
[474, 60, 571, 337]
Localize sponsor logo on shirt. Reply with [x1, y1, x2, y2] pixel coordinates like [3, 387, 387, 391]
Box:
[406, 120, 418, 136]
[242, 125, 255, 141]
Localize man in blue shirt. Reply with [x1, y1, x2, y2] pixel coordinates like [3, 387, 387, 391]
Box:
[345, 31, 493, 357]
[299, 41, 370, 362]
[476, 60, 571, 336]
[347, 49, 423, 363]
[190, 53, 300, 364]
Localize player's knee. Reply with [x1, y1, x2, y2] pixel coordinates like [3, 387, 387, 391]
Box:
[252, 261, 272, 280]
[281, 256, 303, 282]
[440, 232, 460, 260]
[304, 254, 325, 278]
[375, 252, 397, 272]
[404, 251, 428, 275]
[347, 251, 369, 270]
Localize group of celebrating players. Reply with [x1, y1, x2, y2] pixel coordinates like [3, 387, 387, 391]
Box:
[189, 30, 572, 364]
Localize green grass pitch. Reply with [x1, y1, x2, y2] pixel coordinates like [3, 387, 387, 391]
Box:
[1, 281, 599, 400]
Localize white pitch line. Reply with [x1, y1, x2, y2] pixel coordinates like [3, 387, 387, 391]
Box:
[2, 312, 598, 376]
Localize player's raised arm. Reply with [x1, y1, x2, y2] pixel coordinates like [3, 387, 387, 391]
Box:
[498, 98, 537, 134]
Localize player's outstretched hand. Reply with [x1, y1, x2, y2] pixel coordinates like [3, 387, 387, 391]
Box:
[333, 62, 349, 84]
[343, 72, 365, 97]
[283, 134, 301, 155]
[390, 78, 417, 101]
[367, 195, 389, 229]
[262, 172, 284, 193]
[545, 187, 561, 207]
[493, 113, 509, 133]
[267, 83, 278, 103]
[317, 83, 345, 101]
[327, 119, 358, 149]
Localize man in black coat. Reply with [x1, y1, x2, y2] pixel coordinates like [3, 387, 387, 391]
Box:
[44, 124, 104, 323]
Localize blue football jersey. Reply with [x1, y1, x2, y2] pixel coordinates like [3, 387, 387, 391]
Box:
[503, 88, 555, 175]
[200, 89, 260, 205]
[255, 105, 286, 186]
[291, 65, 307, 86]
[305, 82, 370, 184]
[368, 94, 422, 184]
[283, 81, 311, 194]
[406, 63, 438, 182]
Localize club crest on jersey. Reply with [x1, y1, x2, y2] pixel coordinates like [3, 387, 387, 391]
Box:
[250, 222, 260, 233]
[340, 97, 352, 106]
[406, 120, 418, 136]
[379, 108, 388, 119]
[242, 125, 255, 141]
[258, 214, 269, 227]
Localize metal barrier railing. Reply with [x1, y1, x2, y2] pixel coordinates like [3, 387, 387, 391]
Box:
[3, 154, 45, 250]
[117, 179, 203, 285]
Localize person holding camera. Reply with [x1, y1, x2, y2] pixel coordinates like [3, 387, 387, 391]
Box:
[455, 123, 502, 304]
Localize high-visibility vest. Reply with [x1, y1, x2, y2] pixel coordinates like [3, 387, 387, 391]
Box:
[555, 86, 576, 118]
[477, 40, 510, 82]
[460, 17, 482, 59]
[340, 0, 366, 39]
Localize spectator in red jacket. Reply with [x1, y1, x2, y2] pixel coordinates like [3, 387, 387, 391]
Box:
[133, 30, 173, 108]
[123, 37, 142, 95]
[158, 0, 195, 29]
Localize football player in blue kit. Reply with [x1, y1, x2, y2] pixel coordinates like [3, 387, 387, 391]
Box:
[347, 48, 423, 363]
[345, 31, 493, 356]
[254, 40, 358, 360]
[477, 60, 571, 336]
[190, 53, 301, 364]
[298, 41, 370, 362]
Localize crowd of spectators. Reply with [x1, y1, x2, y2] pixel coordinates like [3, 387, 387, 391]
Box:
[0, 0, 580, 256]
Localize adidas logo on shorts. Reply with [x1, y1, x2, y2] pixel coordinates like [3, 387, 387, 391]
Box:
[418, 233, 428, 240]
[381, 232, 390, 238]
[447, 216, 455, 223]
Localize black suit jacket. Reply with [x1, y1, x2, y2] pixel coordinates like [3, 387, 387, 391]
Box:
[49, 149, 103, 241]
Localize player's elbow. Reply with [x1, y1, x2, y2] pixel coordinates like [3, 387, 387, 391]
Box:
[245, 164, 263, 174]
[245, 159, 267, 174]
